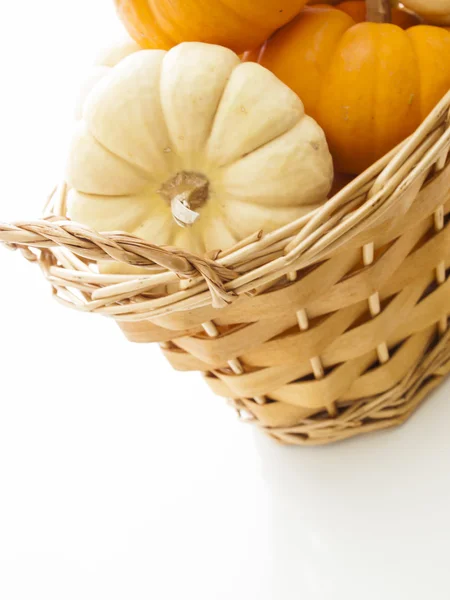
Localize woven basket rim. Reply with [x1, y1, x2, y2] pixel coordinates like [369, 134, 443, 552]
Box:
[1, 90, 450, 320]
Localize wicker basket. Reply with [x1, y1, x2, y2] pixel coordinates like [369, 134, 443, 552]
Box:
[2, 90, 450, 446]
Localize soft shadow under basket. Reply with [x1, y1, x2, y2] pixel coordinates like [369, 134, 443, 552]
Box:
[2, 91, 450, 446]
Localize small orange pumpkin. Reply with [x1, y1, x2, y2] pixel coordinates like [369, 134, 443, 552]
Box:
[247, 3, 450, 174]
[114, 0, 308, 54]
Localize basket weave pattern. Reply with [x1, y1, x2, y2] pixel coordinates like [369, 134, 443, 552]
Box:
[2, 92, 450, 445]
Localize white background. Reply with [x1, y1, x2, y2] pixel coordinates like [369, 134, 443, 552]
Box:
[1, 2, 450, 599]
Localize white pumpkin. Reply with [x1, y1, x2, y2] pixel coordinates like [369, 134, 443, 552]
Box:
[75, 36, 141, 120]
[401, 0, 450, 25]
[66, 42, 333, 273]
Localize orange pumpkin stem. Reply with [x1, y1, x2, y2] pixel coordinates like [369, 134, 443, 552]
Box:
[366, 0, 392, 22]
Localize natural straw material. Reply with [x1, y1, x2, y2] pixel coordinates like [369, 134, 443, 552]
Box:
[2, 90, 450, 445]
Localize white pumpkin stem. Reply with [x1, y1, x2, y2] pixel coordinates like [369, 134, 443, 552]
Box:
[171, 191, 201, 228]
[366, 0, 392, 22]
[159, 171, 209, 229]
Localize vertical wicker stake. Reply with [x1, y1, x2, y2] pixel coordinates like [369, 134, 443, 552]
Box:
[289, 269, 332, 412]
[362, 0, 392, 366]
[295, 308, 334, 415]
[362, 243, 390, 363]
[201, 320, 267, 411]
[434, 148, 449, 336]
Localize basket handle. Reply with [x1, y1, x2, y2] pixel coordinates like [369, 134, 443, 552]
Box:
[0, 216, 237, 309]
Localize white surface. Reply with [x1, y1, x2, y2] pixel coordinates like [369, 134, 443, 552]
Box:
[1, 2, 450, 599]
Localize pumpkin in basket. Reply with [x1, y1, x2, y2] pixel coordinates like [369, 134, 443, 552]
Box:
[75, 36, 141, 120]
[245, 3, 450, 174]
[67, 42, 333, 272]
[114, 0, 308, 54]
[401, 1, 450, 25]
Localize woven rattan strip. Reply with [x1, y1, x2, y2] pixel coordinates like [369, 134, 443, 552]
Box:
[1, 91, 450, 445]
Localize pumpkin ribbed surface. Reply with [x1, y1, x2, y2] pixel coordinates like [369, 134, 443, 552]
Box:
[67, 42, 332, 272]
[115, 0, 308, 53]
[249, 6, 450, 173]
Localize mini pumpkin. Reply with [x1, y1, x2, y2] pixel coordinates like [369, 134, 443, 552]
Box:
[114, 0, 308, 54]
[401, 1, 450, 26]
[247, 4, 450, 174]
[75, 36, 141, 120]
[67, 42, 333, 273]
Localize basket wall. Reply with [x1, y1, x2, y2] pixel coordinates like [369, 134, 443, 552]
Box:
[120, 164, 450, 444]
[2, 92, 450, 446]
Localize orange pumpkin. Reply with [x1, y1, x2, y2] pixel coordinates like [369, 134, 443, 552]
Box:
[114, 0, 308, 54]
[248, 5, 450, 174]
